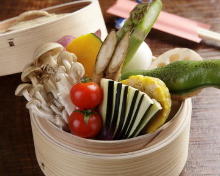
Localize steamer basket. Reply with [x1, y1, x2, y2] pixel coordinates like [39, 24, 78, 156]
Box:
[30, 99, 192, 176]
[0, 0, 107, 76]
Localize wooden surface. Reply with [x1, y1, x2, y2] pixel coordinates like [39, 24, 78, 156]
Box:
[0, 0, 220, 175]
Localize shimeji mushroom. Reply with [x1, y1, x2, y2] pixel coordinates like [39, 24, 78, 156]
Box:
[32, 84, 54, 113]
[15, 42, 87, 131]
[41, 68, 74, 116]
[26, 99, 55, 120]
[55, 72, 75, 115]
[21, 65, 42, 86]
[68, 62, 85, 84]
[57, 51, 77, 73]
[15, 83, 33, 101]
[33, 42, 64, 67]
[57, 51, 85, 85]
[51, 115, 68, 130]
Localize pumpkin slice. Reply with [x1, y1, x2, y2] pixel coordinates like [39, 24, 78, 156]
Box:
[66, 33, 102, 77]
[121, 75, 171, 133]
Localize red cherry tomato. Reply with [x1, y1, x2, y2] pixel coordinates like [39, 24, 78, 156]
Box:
[70, 82, 103, 109]
[68, 110, 102, 138]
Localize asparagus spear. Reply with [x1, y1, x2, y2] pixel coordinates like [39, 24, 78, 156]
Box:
[116, 0, 162, 71]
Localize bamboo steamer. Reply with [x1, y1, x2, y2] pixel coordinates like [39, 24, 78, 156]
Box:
[0, 0, 107, 76]
[30, 99, 192, 176]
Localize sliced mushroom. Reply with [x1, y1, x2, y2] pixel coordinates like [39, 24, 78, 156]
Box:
[57, 51, 77, 72]
[15, 83, 33, 101]
[21, 65, 42, 86]
[33, 42, 64, 67]
[92, 30, 117, 83]
[105, 32, 130, 80]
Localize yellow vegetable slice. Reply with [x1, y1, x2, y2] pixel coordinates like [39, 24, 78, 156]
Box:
[121, 75, 171, 133]
[66, 33, 102, 77]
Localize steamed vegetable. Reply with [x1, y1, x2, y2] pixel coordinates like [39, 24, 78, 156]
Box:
[105, 32, 130, 80]
[99, 78, 162, 139]
[70, 81, 103, 110]
[68, 110, 102, 138]
[67, 33, 102, 77]
[149, 48, 203, 69]
[57, 35, 75, 48]
[92, 31, 130, 83]
[121, 59, 220, 100]
[122, 42, 153, 73]
[116, 0, 162, 71]
[93, 30, 117, 83]
[121, 75, 171, 132]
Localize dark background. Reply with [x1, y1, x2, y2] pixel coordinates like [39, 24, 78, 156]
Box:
[0, 0, 220, 175]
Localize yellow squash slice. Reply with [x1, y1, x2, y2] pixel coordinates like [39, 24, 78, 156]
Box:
[66, 33, 102, 78]
[121, 75, 171, 133]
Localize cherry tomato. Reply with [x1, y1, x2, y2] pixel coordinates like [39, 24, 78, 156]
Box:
[70, 82, 103, 109]
[68, 110, 102, 138]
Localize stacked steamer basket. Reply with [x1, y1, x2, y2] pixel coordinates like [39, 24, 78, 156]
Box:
[0, 0, 192, 175]
[31, 98, 192, 176]
[0, 0, 107, 76]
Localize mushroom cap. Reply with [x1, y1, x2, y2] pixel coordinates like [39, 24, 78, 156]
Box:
[57, 51, 77, 65]
[15, 83, 32, 96]
[33, 42, 64, 66]
[21, 65, 41, 82]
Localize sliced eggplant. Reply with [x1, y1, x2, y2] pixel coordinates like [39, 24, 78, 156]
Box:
[103, 80, 114, 129]
[99, 78, 110, 125]
[99, 78, 163, 140]
[113, 85, 128, 139]
[132, 99, 162, 137]
[123, 93, 145, 138]
[127, 94, 153, 138]
[110, 82, 123, 135]
[117, 88, 140, 139]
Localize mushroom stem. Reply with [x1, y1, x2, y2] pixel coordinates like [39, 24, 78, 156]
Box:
[50, 104, 69, 123]
[29, 76, 39, 86]
[23, 89, 32, 101]
[43, 78, 58, 99]
[62, 60, 71, 72]
[50, 115, 68, 130]
[62, 110, 69, 123]
[26, 100, 54, 120]
[47, 55, 57, 67]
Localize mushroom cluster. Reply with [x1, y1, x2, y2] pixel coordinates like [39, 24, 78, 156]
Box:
[15, 42, 85, 130]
